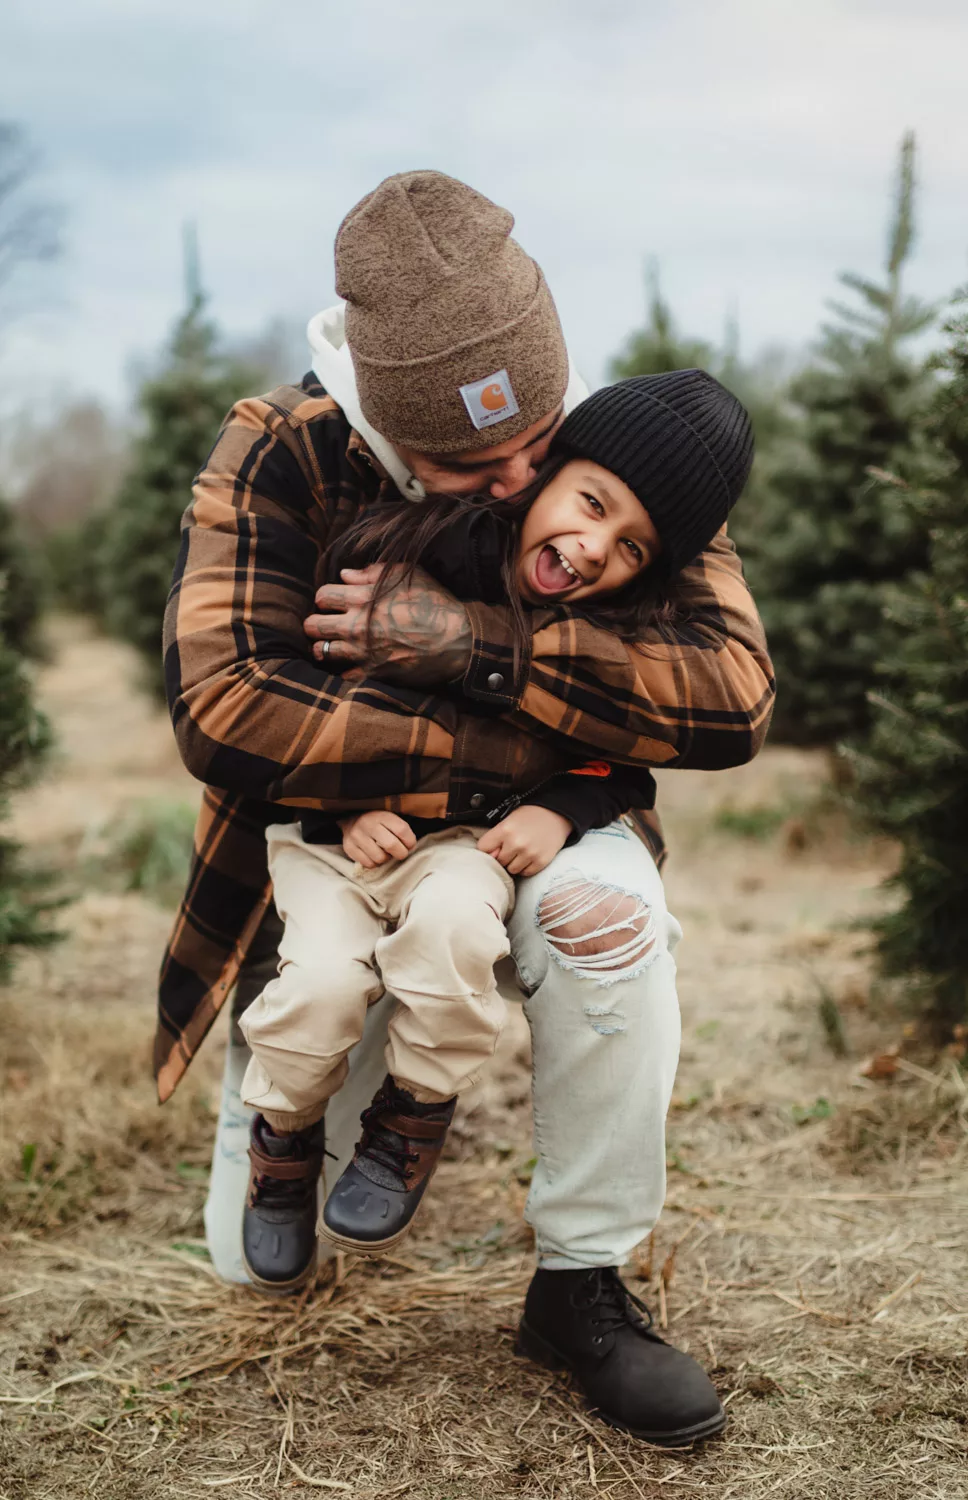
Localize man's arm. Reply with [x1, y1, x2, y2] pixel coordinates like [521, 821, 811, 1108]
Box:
[309, 563, 473, 689]
[164, 388, 459, 811]
[308, 529, 775, 771]
[505, 530, 775, 770]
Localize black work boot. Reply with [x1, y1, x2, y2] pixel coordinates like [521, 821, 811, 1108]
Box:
[321, 1076, 456, 1255]
[516, 1267, 725, 1446]
[242, 1114, 326, 1294]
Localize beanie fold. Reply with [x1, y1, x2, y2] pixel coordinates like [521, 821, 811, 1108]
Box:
[349, 273, 568, 452]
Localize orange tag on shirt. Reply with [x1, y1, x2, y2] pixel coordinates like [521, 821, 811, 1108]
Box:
[567, 761, 612, 779]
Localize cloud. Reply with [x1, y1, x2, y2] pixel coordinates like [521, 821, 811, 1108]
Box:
[2, 0, 967, 407]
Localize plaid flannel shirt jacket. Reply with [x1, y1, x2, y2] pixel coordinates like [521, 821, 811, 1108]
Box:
[155, 375, 775, 1102]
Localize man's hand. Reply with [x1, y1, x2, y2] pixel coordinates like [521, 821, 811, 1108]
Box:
[339, 810, 417, 869]
[305, 564, 473, 687]
[477, 805, 572, 878]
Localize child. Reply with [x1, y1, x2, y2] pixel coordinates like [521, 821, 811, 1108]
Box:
[239, 370, 754, 1292]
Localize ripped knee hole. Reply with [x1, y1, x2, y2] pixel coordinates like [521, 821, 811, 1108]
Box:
[536, 872, 657, 979]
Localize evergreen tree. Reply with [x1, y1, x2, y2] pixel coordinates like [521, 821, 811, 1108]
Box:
[609, 262, 793, 549]
[744, 133, 937, 745]
[44, 505, 113, 618]
[0, 121, 62, 976]
[851, 299, 968, 1035]
[0, 492, 45, 659]
[0, 496, 55, 978]
[97, 230, 261, 695]
[610, 260, 717, 379]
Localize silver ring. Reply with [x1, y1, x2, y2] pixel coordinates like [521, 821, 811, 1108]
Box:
[321, 638, 331, 659]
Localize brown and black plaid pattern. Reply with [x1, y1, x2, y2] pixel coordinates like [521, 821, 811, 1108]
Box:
[155, 375, 775, 1101]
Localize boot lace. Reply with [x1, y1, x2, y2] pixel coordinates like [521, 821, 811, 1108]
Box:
[572, 1268, 657, 1344]
[250, 1131, 333, 1210]
[251, 1170, 314, 1210]
[357, 1097, 419, 1185]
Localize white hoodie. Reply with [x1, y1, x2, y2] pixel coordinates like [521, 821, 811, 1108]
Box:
[306, 304, 589, 501]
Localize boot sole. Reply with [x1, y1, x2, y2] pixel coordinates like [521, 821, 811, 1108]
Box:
[242, 1245, 318, 1297]
[317, 1220, 416, 1258]
[514, 1317, 727, 1448]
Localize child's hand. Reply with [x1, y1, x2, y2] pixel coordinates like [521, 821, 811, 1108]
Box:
[340, 811, 416, 868]
[476, 805, 572, 877]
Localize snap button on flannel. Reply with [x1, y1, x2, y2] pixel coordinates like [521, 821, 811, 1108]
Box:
[487, 672, 505, 691]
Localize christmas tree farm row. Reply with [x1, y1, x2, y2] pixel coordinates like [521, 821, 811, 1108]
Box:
[27, 135, 968, 1032]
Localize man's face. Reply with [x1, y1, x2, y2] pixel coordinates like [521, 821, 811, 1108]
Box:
[395, 406, 565, 500]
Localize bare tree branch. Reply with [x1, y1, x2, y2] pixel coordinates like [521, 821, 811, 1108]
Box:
[0, 121, 63, 306]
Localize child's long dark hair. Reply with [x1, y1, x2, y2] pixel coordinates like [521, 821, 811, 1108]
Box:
[327, 457, 685, 669]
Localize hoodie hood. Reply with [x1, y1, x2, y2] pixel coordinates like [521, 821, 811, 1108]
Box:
[307, 303, 589, 501]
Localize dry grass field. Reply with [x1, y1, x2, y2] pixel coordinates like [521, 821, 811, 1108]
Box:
[1, 626, 965, 1499]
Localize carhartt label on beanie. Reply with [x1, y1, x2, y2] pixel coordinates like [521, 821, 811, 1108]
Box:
[459, 369, 520, 431]
[553, 371, 754, 574]
[335, 171, 568, 453]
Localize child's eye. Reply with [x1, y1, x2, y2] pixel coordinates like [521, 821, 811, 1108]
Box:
[622, 539, 644, 564]
[582, 492, 605, 516]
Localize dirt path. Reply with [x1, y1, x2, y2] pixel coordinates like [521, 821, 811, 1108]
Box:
[1, 627, 965, 1499]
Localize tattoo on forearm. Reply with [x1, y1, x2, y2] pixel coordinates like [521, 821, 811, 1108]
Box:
[367, 571, 472, 685]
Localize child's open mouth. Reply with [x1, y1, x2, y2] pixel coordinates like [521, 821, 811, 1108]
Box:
[531, 544, 583, 597]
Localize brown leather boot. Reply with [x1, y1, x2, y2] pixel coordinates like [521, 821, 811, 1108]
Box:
[242, 1114, 326, 1294]
[320, 1077, 456, 1255]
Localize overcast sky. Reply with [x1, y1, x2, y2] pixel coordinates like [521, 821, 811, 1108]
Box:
[2, 0, 967, 414]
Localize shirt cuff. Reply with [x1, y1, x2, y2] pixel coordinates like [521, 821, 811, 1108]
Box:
[460, 600, 530, 709]
[522, 781, 601, 845]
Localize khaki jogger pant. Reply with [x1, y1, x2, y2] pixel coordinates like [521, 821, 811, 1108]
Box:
[239, 822, 516, 1129]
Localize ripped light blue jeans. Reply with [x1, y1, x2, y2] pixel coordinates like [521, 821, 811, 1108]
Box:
[204, 819, 682, 1279]
[508, 818, 682, 1268]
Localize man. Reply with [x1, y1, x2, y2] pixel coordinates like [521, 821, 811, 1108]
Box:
[158, 171, 774, 1446]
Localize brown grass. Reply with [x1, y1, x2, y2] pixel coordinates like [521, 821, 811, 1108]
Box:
[1, 626, 966, 1499]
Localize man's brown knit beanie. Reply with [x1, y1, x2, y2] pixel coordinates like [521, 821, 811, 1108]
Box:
[335, 171, 569, 453]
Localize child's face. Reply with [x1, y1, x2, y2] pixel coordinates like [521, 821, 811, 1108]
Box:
[515, 459, 662, 605]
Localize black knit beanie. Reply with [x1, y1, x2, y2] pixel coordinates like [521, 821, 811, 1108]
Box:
[551, 371, 754, 575]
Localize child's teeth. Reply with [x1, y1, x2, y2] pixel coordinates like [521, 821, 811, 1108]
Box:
[555, 548, 577, 578]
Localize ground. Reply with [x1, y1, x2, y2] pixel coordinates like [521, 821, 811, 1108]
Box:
[0, 627, 965, 1500]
